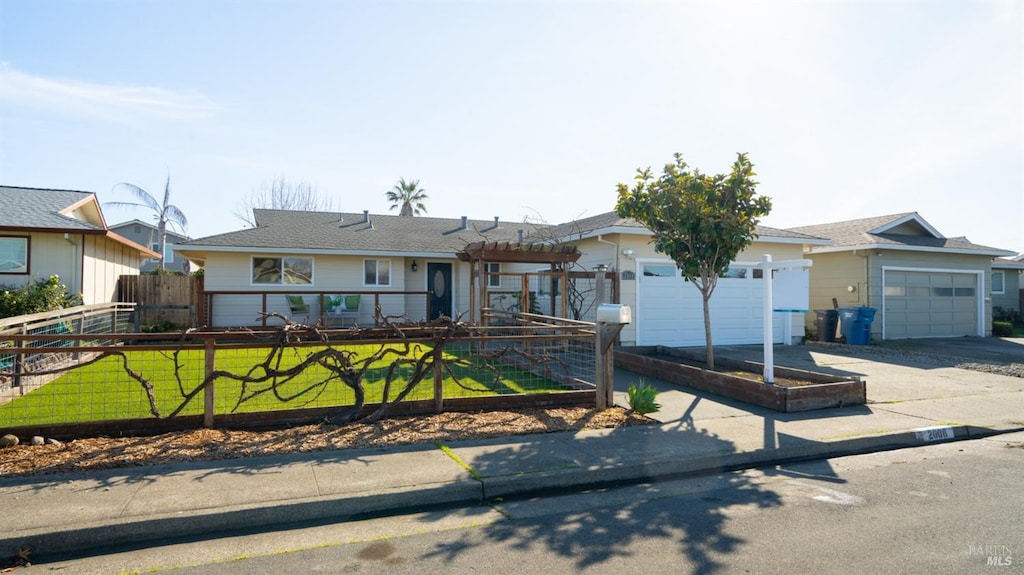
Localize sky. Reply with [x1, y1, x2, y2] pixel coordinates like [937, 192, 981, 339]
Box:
[0, 0, 1021, 254]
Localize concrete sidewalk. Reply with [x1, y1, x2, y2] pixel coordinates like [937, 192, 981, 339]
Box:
[3, 341, 1023, 561]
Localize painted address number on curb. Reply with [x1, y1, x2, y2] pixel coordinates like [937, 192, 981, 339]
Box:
[915, 426, 955, 442]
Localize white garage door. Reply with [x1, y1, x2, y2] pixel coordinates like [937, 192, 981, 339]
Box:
[637, 263, 784, 347]
[883, 270, 981, 339]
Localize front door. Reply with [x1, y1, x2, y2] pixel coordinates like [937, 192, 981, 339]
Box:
[427, 262, 453, 320]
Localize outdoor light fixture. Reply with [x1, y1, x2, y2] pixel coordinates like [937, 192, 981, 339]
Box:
[621, 249, 635, 259]
[411, 260, 418, 272]
[593, 264, 609, 272]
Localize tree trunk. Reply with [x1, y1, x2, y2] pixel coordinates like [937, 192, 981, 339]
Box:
[702, 290, 714, 370]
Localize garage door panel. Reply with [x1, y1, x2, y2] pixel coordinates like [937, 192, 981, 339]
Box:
[884, 271, 979, 339]
[638, 272, 783, 347]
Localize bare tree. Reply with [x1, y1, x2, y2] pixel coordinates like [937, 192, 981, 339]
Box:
[234, 177, 334, 227]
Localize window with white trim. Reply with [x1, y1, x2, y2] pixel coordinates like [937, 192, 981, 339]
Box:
[0, 236, 28, 274]
[486, 263, 501, 288]
[992, 271, 1005, 294]
[364, 259, 391, 286]
[252, 256, 313, 285]
[164, 243, 175, 263]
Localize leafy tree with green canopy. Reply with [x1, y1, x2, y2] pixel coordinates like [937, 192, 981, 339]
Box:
[106, 175, 188, 270]
[386, 177, 428, 216]
[615, 153, 771, 369]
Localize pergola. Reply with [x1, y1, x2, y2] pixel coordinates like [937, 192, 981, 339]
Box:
[456, 240, 582, 324]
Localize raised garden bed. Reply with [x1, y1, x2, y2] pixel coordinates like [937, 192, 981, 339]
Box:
[616, 346, 866, 412]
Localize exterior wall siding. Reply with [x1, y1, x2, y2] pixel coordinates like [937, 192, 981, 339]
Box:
[991, 269, 1022, 316]
[807, 250, 996, 339]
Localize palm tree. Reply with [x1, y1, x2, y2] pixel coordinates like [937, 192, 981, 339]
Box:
[106, 175, 189, 269]
[386, 178, 428, 216]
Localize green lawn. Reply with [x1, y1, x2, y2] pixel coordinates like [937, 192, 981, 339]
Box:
[0, 343, 567, 427]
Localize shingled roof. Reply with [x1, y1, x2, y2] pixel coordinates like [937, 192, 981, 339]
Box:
[0, 186, 104, 231]
[180, 210, 538, 255]
[547, 211, 829, 244]
[789, 212, 1014, 256]
[0, 185, 159, 257]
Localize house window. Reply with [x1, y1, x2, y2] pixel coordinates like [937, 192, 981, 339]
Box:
[252, 256, 313, 285]
[0, 236, 29, 274]
[487, 263, 501, 288]
[364, 259, 391, 286]
[642, 264, 677, 277]
[992, 271, 1005, 295]
[164, 243, 175, 264]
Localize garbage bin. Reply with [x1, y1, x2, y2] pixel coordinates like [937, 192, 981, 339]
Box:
[815, 309, 839, 342]
[857, 307, 877, 344]
[839, 306, 875, 345]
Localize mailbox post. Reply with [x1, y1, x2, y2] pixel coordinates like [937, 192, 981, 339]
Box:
[595, 303, 631, 409]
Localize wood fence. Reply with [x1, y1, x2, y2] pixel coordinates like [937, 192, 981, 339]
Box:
[118, 274, 194, 329]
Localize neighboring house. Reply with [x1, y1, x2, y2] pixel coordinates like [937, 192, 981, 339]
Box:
[178, 208, 832, 348]
[108, 219, 190, 273]
[546, 212, 832, 347]
[175, 210, 530, 327]
[991, 257, 1024, 319]
[789, 212, 1017, 339]
[0, 186, 159, 305]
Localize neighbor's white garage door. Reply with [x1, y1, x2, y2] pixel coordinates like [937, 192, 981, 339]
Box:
[882, 270, 981, 339]
[636, 263, 784, 347]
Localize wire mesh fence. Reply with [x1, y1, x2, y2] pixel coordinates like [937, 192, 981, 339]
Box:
[0, 316, 599, 437]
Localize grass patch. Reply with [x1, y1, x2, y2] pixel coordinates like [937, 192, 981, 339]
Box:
[0, 343, 567, 426]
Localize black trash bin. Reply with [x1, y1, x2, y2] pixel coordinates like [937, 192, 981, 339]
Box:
[815, 309, 839, 342]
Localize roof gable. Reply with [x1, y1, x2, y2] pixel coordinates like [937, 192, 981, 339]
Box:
[790, 212, 1013, 257]
[0, 185, 105, 231]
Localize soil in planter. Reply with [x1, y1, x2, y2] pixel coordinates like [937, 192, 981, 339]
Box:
[647, 353, 821, 388]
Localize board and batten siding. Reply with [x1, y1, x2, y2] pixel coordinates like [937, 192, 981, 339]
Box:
[81, 234, 142, 305]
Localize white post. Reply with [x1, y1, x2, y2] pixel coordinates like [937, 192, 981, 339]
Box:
[762, 254, 774, 384]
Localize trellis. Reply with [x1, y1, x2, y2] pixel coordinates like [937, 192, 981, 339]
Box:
[457, 240, 582, 324]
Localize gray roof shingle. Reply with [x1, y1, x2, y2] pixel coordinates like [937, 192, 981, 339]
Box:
[183, 210, 538, 254]
[0, 186, 103, 231]
[548, 211, 826, 243]
[789, 212, 1010, 254]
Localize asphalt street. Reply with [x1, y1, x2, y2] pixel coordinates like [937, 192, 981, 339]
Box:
[46, 431, 1024, 575]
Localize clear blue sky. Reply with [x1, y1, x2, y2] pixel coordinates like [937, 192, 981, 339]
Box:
[1, 0, 1021, 254]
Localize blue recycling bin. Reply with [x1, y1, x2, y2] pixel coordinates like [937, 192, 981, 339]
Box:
[839, 306, 876, 345]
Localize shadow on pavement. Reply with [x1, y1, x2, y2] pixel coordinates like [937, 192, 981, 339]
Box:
[413, 423, 832, 573]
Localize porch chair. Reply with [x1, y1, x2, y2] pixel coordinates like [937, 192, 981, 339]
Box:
[286, 295, 309, 315]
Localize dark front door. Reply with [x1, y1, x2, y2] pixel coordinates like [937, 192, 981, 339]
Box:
[427, 262, 453, 320]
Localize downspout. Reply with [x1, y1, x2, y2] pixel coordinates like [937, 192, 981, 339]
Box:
[595, 235, 618, 273]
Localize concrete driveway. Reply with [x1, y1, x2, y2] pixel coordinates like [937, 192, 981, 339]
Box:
[875, 336, 1024, 364]
[614, 337, 1024, 425]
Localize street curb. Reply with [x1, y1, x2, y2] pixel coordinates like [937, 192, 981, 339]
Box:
[3, 481, 483, 560]
[478, 424, 1024, 500]
[7, 424, 1023, 561]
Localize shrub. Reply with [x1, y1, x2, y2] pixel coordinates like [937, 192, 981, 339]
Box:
[993, 306, 1022, 327]
[0, 275, 80, 319]
[627, 379, 661, 415]
[992, 321, 1013, 337]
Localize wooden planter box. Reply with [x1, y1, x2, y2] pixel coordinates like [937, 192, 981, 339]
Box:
[616, 346, 865, 413]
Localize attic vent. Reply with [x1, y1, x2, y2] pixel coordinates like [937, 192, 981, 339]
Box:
[494, 216, 499, 227]
[363, 210, 370, 226]
[461, 216, 468, 230]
